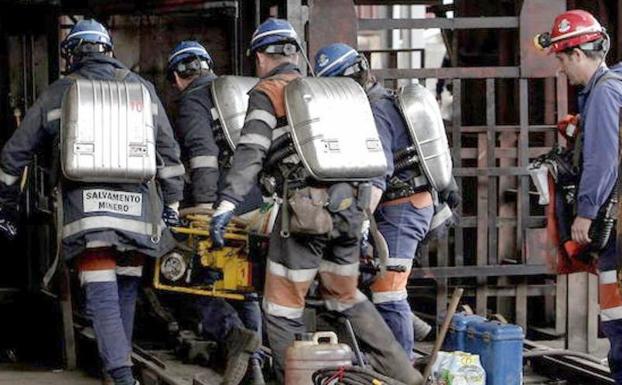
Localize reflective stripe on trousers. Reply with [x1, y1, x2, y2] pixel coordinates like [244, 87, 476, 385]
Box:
[370, 258, 412, 304]
[600, 270, 622, 322]
[263, 258, 367, 319]
[263, 260, 317, 319]
[77, 248, 144, 372]
[318, 260, 367, 312]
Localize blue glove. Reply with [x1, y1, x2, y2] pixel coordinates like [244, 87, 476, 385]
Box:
[210, 201, 236, 249]
[162, 205, 181, 227]
[0, 206, 18, 241]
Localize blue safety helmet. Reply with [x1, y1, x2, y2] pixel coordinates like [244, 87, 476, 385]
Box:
[167, 40, 214, 74]
[314, 43, 368, 77]
[60, 19, 113, 58]
[249, 18, 299, 55]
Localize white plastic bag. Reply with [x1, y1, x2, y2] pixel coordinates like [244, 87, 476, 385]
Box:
[431, 351, 486, 385]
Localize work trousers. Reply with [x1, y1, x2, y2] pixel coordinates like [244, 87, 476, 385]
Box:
[77, 248, 144, 373]
[371, 192, 433, 358]
[196, 296, 262, 353]
[262, 183, 418, 384]
[598, 236, 622, 384]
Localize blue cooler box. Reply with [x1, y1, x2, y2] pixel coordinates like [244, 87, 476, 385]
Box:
[442, 313, 487, 352]
[466, 320, 524, 385]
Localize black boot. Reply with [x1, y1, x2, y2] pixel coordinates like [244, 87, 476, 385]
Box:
[222, 327, 260, 385]
[343, 301, 424, 385]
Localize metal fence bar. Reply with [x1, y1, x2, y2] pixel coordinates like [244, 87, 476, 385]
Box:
[486, 79, 498, 266]
[372, 66, 520, 80]
[452, 79, 464, 268]
[411, 264, 549, 279]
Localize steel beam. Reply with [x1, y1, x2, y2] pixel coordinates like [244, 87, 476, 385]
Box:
[308, 0, 357, 60]
[411, 264, 549, 279]
[354, 0, 440, 4]
[372, 66, 520, 80]
[459, 216, 546, 229]
[359, 16, 519, 31]
[453, 167, 528, 177]
[519, 0, 565, 78]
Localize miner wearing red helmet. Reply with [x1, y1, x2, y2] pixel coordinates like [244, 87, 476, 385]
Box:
[537, 10, 622, 383]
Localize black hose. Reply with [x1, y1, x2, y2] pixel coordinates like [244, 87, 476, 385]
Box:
[265, 144, 296, 170]
[312, 366, 408, 385]
[394, 146, 416, 161]
[394, 156, 418, 172]
[269, 132, 292, 153]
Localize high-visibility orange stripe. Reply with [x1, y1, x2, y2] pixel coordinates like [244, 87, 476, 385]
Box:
[370, 270, 410, 293]
[319, 271, 359, 303]
[600, 282, 622, 310]
[76, 248, 117, 272]
[264, 271, 312, 309]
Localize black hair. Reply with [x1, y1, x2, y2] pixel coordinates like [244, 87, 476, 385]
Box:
[562, 37, 608, 60]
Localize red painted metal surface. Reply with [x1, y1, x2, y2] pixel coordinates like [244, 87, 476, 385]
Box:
[519, 0, 565, 78]
[308, 0, 357, 61]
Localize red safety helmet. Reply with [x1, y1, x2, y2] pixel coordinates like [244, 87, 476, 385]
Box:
[534, 9, 605, 53]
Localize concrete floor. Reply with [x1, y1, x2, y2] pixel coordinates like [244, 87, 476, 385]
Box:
[0, 364, 100, 385]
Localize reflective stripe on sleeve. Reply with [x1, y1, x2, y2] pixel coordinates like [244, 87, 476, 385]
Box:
[47, 108, 61, 123]
[272, 125, 290, 140]
[245, 109, 277, 129]
[237, 133, 272, 150]
[158, 164, 185, 179]
[189, 155, 218, 169]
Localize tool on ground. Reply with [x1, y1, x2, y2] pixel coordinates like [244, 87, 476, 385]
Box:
[422, 287, 464, 383]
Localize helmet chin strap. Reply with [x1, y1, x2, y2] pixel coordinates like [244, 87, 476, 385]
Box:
[300, 47, 316, 77]
[598, 30, 611, 68]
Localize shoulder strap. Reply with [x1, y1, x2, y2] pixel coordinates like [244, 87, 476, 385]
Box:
[367, 86, 395, 104]
[66, 68, 131, 82]
[254, 72, 301, 118]
[113, 68, 131, 82]
[186, 82, 211, 95]
[574, 70, 622, 168]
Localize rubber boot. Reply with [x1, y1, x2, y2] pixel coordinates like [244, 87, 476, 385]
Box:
[343, 301, 424, 385]
[222, 327, 260, 385]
